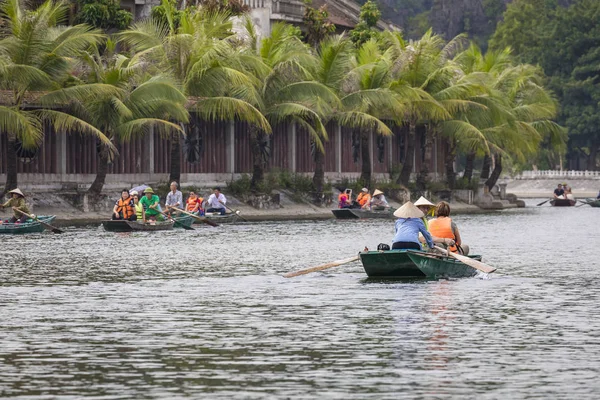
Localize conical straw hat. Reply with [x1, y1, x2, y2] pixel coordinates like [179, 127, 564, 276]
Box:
[393, 201, 424, 219]
[8, 188, 24, 197]
[373, 189, 384, 196]
[414, 196, 434, 207]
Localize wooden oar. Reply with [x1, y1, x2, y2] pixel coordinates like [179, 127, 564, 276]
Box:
[16, 209, 63, 234]
[224, 205, 248, 222]
[536, 199, 552, 206]
[434, 245, 496, 274]
[169, 206, 218, 227]
[284, 255, 360, 278]
[159, 209, 194, 230]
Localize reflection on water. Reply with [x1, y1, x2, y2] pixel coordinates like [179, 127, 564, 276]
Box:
[2, 201, 600, 398]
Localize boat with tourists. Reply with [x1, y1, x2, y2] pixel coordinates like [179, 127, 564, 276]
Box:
[332, 209, 394, 220]
[0, 216, 57, 234]
[200, 212, 240, 224]
[550, 199, 576, 207]
[359, 249, 484, 279]
[102, 220, 175, 232]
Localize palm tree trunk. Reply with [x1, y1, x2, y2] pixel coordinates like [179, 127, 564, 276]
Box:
[4, 135, 18, 195]
[88, 145, 110, 195]
[250, 129, 266, 191]
[485, 154, 502, 190]
[480, 154, 491, 179]
[422, 125, 434, 176]
[444, 138, 456, 189]
[312, 150, 325, 204]
[360, 131, 371, 188]
[397, 121, 416, 185]
[589, 143, 598, 171]
[464, 151, 476, 182]
[169, 131, 182, 185]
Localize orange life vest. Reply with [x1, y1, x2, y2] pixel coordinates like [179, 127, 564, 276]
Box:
[186, 196, 199, 212]
[116, 197, 135, 219]
[429, 217, 458, 252]
[357, 193, 371, 207]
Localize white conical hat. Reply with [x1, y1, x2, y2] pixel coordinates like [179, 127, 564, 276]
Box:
[373, 189, 384, 196]
[393, 201, 424, 219]
[414, 196, 434, 207]
[8, 188, 24, 197]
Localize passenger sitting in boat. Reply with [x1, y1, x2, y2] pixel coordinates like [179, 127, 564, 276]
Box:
[553, 183, 564, 199]
[0, 188, 30, 223]
[338, 189, 352, 209]
[429, 201, 469, 255]
[140, 187, 163, 222]
[131, 191, 144, 221]
[415, 196, 456, 250]
[356, 188, 371, 209]
[206, 187, 227, 215]
[186, 191, 204, 215]
[564, 186, 575, 200]
[165, 181, 183, 216]
[112, 189, 136, 221]
[370, 189, 389, 211]
[391, 201, 434, 251]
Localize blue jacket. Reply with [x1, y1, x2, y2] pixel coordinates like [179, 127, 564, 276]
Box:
[392, 218, 434, 249]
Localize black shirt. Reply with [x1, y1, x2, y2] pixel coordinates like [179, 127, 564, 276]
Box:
[554, 188, 564, 197]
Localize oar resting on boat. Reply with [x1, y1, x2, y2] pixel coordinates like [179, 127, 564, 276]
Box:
[434, 245, 496, 274]
[168, 206, 218, 227]
[284, 255, 360, 278]
[16, 209, 63, 234]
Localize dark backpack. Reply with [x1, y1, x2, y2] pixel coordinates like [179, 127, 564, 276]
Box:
[377, 243, 390, 251]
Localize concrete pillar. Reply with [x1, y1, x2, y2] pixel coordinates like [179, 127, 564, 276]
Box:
[56, 130, 67, 176]
[145, 126, 154, 174]
[336, 124, 342, 173]
[227, 121, 235, 174]
[288, 123, 296, 172]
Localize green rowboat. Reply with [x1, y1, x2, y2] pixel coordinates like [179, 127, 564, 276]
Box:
[584, 199, 600, 207]
[172, 215, 194, 228]
[0, 216, 56, 234]
[102, 220, 175, 232]
[194, 212, 239, 224]
[360, 249, 483, 279]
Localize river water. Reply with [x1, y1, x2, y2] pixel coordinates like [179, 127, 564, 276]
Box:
[1, 200, 600, 399]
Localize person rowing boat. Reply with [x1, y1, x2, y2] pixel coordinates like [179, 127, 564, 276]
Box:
[391, 202, 435, 251]
[0, 188, 30, 223]
[140, 187, 163, 222]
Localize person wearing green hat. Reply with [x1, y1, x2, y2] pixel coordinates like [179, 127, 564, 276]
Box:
[139, 187, 163, 222]
[1, 188, 31, 223]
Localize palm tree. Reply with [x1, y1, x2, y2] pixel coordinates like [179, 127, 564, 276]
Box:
[120, 4, 269, 185]
[0, 0, 113, 194]
[41, 41, 189, 195]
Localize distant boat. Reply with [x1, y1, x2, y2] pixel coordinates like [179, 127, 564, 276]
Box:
[550, 199, 576, 207]
[332, 208, 394, 220]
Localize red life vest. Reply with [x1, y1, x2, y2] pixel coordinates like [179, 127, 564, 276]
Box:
[429, 217, 458, 252]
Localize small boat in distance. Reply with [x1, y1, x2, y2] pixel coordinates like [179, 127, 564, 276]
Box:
[0, 216, 56, 234]
[550, 199, 576, 207]
[360, 249, 484, 279]
[332, 209, 394, 220]
[102, 220, 175, 232]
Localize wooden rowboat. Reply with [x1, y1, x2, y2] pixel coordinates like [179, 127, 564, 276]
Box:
[102, 220, 175, 232]
[550, 199, 576, 207]
[359, 249, 483, 279]
[0, 216, 56, 234]
[195, 212, 239, 224]
[332, 208, 394, 220]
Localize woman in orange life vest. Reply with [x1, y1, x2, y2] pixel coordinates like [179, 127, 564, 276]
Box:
[415, 196, 455, 249]
[338, 189, 352, 209]
[186, 191, 205, 215]
[356, 188, 371, 209]
[112, 189, 136, 221]
[428, 201, 469, 255]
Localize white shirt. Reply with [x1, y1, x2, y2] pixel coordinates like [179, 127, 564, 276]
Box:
[371, 195, 389, 207]
[207, 193, 227, 209]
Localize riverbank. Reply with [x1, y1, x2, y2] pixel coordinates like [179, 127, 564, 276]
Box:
[507, 178, 600, 198]
[6, 191, 487, 227]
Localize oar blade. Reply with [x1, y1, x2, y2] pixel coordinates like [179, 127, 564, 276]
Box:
[284, 255, 360, 278]
[452, 252, 496, 274]
[536, 199, 551, 206]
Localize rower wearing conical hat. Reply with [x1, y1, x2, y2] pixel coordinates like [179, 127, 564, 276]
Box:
[390, 201, 434, 251]
[1, 188, 31, 224]
[370, 189, 390, 211]
[414, 196, 435, 227]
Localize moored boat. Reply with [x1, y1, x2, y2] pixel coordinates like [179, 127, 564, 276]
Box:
[550, 199, 576, 207]
[360, 249, 483, 279]
[102, 220, 175, 232]
[0, 216, 56, 234]
[332, 209, 394, 220]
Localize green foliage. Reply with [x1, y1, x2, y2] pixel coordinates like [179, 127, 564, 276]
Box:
[76, 0, 132, 30]
[226, 170, 324, 197]
[302, 1, 335, 47]
[150, 0, 184, 30]
[350, 0, 381, 46]
[201, 0, 250, 15]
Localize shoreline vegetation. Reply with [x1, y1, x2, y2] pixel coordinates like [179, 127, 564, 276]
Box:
[0, 0, 574, 201]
